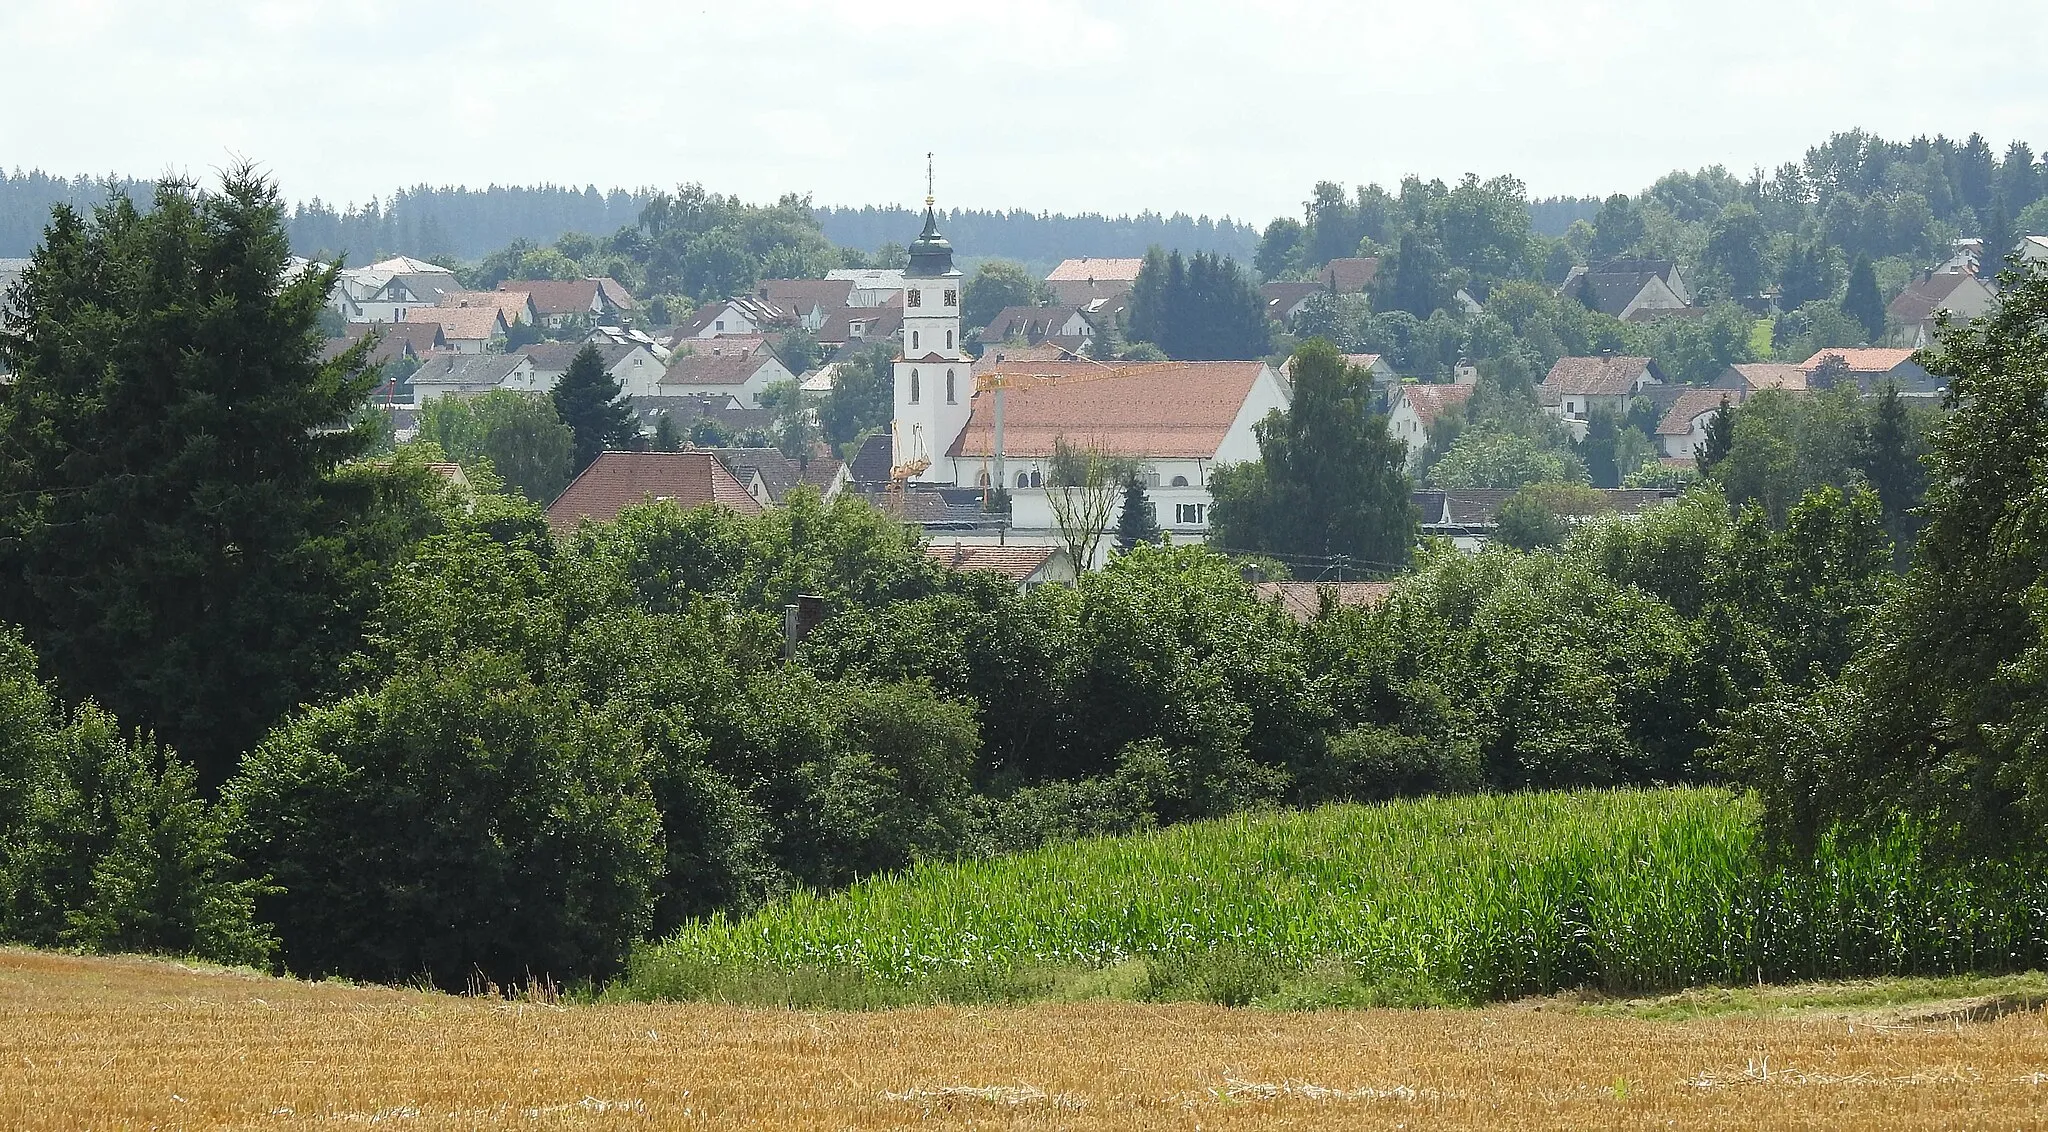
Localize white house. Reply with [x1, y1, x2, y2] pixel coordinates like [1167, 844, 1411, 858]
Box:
[1887, 270, 1997, 347]
[331, 264, 465, 325]
[1386, 382, 1475, 468]
[410, 353, 538, 403]
[1655, 387, 1742, 459]
[402, 305, 505, 354]
[657, 349, 793, 407]
[826, 268, 906, 307]
[1540, 355, 1664, 435]
[513, 341, 666, 395]
[1558, 259, 1693, 320]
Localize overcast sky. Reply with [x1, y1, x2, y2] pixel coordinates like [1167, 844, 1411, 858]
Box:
[5, 1, 2046, 225]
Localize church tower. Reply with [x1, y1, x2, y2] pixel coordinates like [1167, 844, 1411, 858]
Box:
[892, 157, 968, 482]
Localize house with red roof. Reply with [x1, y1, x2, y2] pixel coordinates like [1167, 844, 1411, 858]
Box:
[1795, 348, 1943, 396]
[1655, 387, 1743, 459]
[1888, 271, 1996, 347]
[1045, 257, 1145, 306]
[1386, 382, 1476, 467]
[924, 542, 1077, 589]
[656, 346, 794, 407]
[1540, 354, 1664, 436]
[545, 451, 763, 528]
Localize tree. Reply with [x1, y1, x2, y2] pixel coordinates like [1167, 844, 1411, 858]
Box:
[418, 390, 574, 503]
[1696, 399, 1736, 474]
[1701, 203, 1768, 298]
[1588, 194, 1646, 261]
[1209, 341, 1415, 571]
[1046, 439, 1132, 571]
[758, 379, 819, 468]
[1115, 475, 1161, 552]
[962, 261, 1043, 333]
[1842, 255, 1886, 344]
[1430, 428, 1586, 489]
[1863, 381, 1923, 558]
[1374, 230, 1455, 318]
[653, 412, 683, 452]
[1579, 407, 1625, 488]
[1255, 217, 1304, 280]
[821, 342, 893, 448]
[0, 167, 418, 786]
[552, 344, 637, 473]
[1776, 242, 1838, 312]
[1127, 250, 1270, 360]
[1494, 483, 1610, 550]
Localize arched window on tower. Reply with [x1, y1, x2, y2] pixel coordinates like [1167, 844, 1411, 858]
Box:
[945, 369, 956, 404]
[911, 331, 920, 351]
[947, 330, 955, 350]
[909, 369, 920, 404]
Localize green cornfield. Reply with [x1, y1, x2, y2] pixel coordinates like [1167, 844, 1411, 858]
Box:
[624, 789, 2048, 1007]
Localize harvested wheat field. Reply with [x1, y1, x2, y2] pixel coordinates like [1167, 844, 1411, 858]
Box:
[6, 949, 2048, 1130]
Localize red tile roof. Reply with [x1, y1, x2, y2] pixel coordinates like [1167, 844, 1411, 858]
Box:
[1254, 581, 1394, 623]
[660, 352, 777, 386]
[1317, 257, 1379, 293]
[948, 360, 1271, 460]
[1046, 257, 1145, 283]
[1729, 363, 1809, 392]
[439, 290, 533, 325]
[1656, 387, 1739, 436]
[1542, 355, 1658, 396]
[546, 451, 763, 527]
[1399, 383, 1474, 430]
[1888, 272, 1979, 324]
[1797, 347, 1918, 373]
[499, 278, 633, 317]
[924, 543, 1061, 581]
[403, 304, 504, 342]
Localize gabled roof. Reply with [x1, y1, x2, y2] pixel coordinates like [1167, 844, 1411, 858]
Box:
[517, 341, 635, 373]
[1542, 355, 1660, 396]
[661, 352, 778, 386]
[1398, 383, 1475, 430]
[1260, 281, 1323, 322]
[973, 342, 1082, 373]
[984, 305, 1085, 341]
[547, 451, 763, 527]
[757, 278, 855, 313]
[344, 320, 446, 359]
[925, 543, 1061, 581]
[367, 255, 454, 275]
[594, 277, 637, 311]
[500, 278, 633, 316]
[1656, 387, 1739, 436]
[848, 432, 895, 487]
[712, 448, 846, 502]
[817, 305, 903, 345]
[949, 360, 1272, 460]
[1729, 363, 1808, 392]
[1888, 272, 1983, 324]
[439, 290, 533, 324]
[1316, 257, 1379, 293]
[1046, 257, 1145, 284]
[1797, 348, 1919, 373]
[403, 304, 504, 342]
[411, 352, 530, 388]
[1254, 581, 1394, 623]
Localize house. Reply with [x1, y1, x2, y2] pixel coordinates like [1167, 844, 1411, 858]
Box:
[499, 278, 636, 329]
[515, 340, 666, 395]
[657, 348, 794, 407]
[409, 353, 538, 403]
[1795, 348, 1943, 396]
[817, 304, 904, 350]
[1540, 355, 1664, 432]
[847, 432, 897, 489]
[439, 289, 537, 326]
[1386, 383, 1476, 466]
[1719, 362, 1810, 394]
[826, 268, 906, 307]
[1655, 387, 1743, 459]
[1887, 271, 1996, 347]
[973, 342, 1083, 374]
[981, 306, 1095, 353]
[546, 451, 763, 528]
[1254, 581, 1394, 624]
[1316, 257, 1379, 293]
[2021, 235, 2048, 269]
[1045, 257, 1145, 306]
[402, 305, 506, 354]
[713, 448, 851, 504]
[633, 395, 773, 444]
[330, 263, 466, 324]
[326, 320, 447, 366]
[924, 543, 1077, 589]
[1558, 258, 1693, 320]
[756, 279, 855, 331]
[1260, 281, 1324, 328]
[680, 297, 787, 339]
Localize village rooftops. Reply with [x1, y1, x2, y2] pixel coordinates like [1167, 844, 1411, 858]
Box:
[1725, 363, 1810, 392]
[1796, 347, 1919, 373]
[924, 543, 1064, 582]
[660, 351, 777, 386]
[1316, 257, 1380, 293]
[1045, 257, 1145, 284]
[402, 304, 504, 342]
[1541, 355, 1663, 396]
[1399, 383, 1475, 430]
[949, 359, 1271, 460]
[1254, 581, 1395, 624]
[546, 451, 763, 528]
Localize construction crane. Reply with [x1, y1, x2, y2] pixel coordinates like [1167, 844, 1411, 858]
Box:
[886, 421, 930, 507]
[971, 360, 1163, 498]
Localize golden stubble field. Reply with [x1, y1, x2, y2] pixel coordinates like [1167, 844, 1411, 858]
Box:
[5, 949, 2048, 1129]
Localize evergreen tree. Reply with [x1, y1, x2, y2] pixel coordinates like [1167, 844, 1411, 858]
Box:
[1864, 380, 1922, 558]
[551, 344, 637, 473]
[1842, 255, 1886, 344]
[1777, 242, 1836, 311]
[1579, 408, 1623, 488]
[1979, 199, 2016, 281]
[653, 412, 683, 452]
[1126, 249, 1269, 360]
[1376, 230, 1454, 318]
[0, 167, 421, 786]
[1696, 399, 1736, 474]
[1115, 475, 1161, 552]
[1588, 193, 1646, 261]
[1254, 217, 1304, 280]
[1210, 341, 1415, 571]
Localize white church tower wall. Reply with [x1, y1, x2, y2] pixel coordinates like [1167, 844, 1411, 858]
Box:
[891, 163, 970, 483]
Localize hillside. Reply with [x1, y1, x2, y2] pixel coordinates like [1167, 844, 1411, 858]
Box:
[628, 789, 2048, 1009]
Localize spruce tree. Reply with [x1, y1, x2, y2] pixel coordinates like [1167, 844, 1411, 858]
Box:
[552, 344, 637, 473]
[653, 412, 683, 452]
[1865, 380, 1922, 559]
[1843, 255, 1886, 344]
[0, 167, 407, 785]
[1115, 475, 1161, 552]
[1696, 399, 1736, 474]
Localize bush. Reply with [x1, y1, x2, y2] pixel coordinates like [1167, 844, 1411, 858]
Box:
[223, 651, 662, 987]
[0, 628, 271, 965]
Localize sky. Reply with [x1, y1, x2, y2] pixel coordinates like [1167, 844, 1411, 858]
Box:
[4, 0, 2047, 225]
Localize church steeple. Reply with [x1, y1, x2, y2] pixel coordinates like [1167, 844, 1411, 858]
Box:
[892, 155, 968, 482]
[907, 153, 955, 278]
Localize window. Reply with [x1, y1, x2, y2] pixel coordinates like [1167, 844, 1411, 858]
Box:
[977, 471, 991, 487]
[1170, 475, 1189, 487]
[945, 369, 956, 403]
[944, 289, 958, 307]
[714, 320, 725, 331]
[911, 331, 920, 351]
[909, 369, 920, 404]
[906, 289, 922, 308]
[1175, 503, 1208, 525]
[1016, 471, 1030, 488]
[946, 329, 955, 350]
[1030, 470, 1042, 488]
